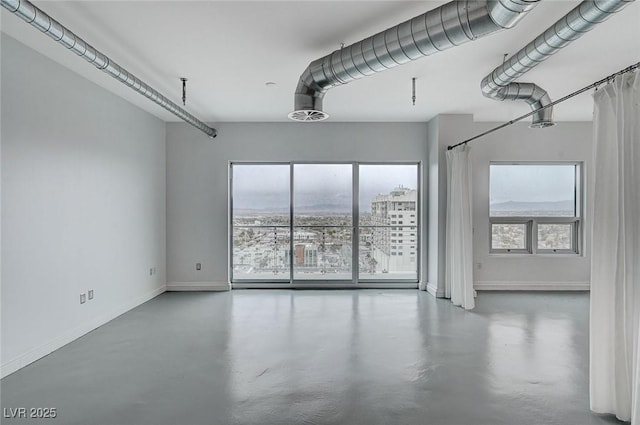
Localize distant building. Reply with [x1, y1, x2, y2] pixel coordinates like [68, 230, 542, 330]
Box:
[370, 186, 418, 274]
[294, 244, 318, 267]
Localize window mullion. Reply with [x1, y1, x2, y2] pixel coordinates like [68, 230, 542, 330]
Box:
[530, 219, 536, 254]
[352, 162, 359, 285]
[289, 162, 294, 284]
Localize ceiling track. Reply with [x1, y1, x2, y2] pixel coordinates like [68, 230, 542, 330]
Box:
[1, 0, 217, 138]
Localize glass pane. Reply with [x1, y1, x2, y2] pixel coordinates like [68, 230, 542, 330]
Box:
[359, 164, 418, 281]
[293, 227, 352, 280]
[491, 223, 527, 250]
[232, 226, 291, 279]
[232, 164, 290, 225]
[359, 226, 417, 280]
[538, 224, 573, 251]
[294, 164, 352, 226]
[490, 164, 576, 217]
[359, 165, 418, 225]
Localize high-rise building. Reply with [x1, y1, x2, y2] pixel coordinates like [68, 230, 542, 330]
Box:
[370, 186, 418, 274]
[294, 244, 318, 267]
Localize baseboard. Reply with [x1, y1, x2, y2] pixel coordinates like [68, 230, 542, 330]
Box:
[231, 282, 418, 289]
[166, 282, 230, 291]
[1, 285, 166, 379]
[474, 281, 590, 291]
[426, 282, 445, 298]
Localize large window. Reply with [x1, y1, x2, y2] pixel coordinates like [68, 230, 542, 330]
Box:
[230, 162, 420, 285]
[489, 163, 582, 254]
[231, 164, 291, 280]
[293, 164, 353, 280]
[359, 165, 419, 280]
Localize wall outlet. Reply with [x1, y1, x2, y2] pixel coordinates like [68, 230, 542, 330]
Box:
[196, 263, 201, 271]
[80, 293, 87, 304]
[476, 262, 482, 270]
[150, 268, 153, 276]
[88, 290, 94, 300]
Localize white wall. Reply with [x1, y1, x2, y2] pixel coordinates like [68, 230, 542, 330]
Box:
[430, 114, 592, 292]
[166, 122, 429, 289]
[167, 116, 592, 293]
[1, 35, 167, 377]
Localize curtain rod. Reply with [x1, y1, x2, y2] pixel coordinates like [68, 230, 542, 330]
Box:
[447, 62, 640, 151]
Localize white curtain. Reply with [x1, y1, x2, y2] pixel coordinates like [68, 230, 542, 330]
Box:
[445, 145, 474, 310]
[590, 70, 640, 424]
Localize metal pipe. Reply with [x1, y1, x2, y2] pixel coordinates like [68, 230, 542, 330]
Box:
[481, 0, 635, 128]
[289, 0, 540, 121]
[1, 0, 217, 138]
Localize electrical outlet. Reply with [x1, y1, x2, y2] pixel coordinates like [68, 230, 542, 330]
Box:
[88, 290, 94, 300]
[196, 263, 201, 271]
[80, 293, 87, 304]
[150, 268, 153, 276]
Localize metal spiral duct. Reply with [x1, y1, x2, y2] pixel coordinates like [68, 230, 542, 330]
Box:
[481, 0, 635, 128]
[1, 0, 217, 138]
[289, 0, 541, 121]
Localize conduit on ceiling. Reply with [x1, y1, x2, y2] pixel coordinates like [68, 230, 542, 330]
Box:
[1, 0, 217, 138]
[288, 0, 541, 122]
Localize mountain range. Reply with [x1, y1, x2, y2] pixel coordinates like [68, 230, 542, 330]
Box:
[490, 200, 575, 214]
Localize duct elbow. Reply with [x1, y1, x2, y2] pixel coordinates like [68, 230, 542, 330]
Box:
[482, 81, 555, 128]
[521, 85, 554, 128]
[487, 0, 540, 29]
[480, 75, 501, 99]
[289, 75, 328, 122]
[527, 91, 555, 128]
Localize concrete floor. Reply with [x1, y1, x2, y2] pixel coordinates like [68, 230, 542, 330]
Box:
[0, 290, 625, 425]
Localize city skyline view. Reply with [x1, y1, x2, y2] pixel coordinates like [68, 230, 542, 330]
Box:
[230, 163, 579, 281]
[231, 163, 419, 281]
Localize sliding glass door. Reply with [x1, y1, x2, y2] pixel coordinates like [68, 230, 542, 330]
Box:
[293, 164, 353, 281]
[231, 163, 290, 281]
[230, 162, 419, 286]
[359, 164, 419, 281]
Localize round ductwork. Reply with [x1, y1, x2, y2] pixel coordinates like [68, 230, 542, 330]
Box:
[288, 0, 541, 122]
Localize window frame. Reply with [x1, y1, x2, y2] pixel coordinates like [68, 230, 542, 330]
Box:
[489, 162, 583, 256]
[229, 161, 422, 286]
[489, 218, 532, 254]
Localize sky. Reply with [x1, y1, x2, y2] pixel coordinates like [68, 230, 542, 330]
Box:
[232, 163, 418, 213]
[232, 163, 575, 212]
[490, 164, 576, 205]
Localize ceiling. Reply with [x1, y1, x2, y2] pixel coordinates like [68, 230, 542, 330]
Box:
[2, 1, 639, 124]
